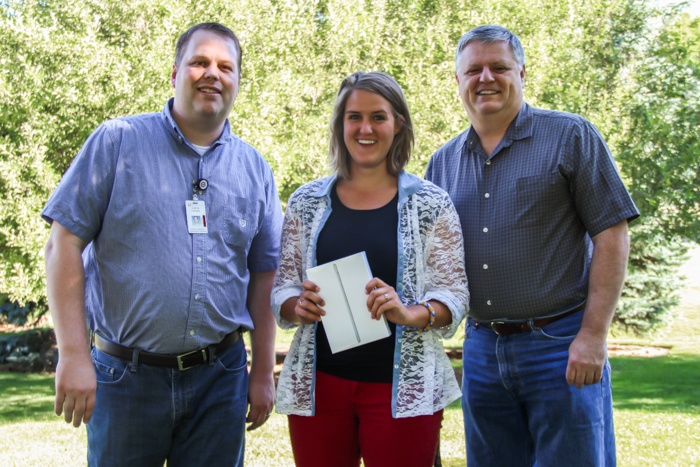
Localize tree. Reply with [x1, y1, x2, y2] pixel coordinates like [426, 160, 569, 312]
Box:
[0, 0, 697, 332]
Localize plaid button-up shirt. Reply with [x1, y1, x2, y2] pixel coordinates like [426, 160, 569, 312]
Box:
[426, 103, 639, 321]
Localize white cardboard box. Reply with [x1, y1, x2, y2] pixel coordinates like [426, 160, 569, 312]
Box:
[306, 252, 391, 353]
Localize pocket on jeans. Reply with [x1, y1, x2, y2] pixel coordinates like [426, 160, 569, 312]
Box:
[92, 348, 129, 385]
[215, 343, 248, 373]
[535, 323, 578, 341]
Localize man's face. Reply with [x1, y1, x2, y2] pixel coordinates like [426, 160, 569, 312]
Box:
[455, 40, 525, 124]
[171, 30, 240, 127]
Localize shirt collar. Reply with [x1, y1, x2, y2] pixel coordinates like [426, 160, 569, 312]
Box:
[161, 98, 233, 146]
[461, 101, 533, 152]
[312, 170, 422, 201]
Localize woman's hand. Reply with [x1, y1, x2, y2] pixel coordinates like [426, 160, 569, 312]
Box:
[365, 278, 453, 330]
[294, 280, 326, 325]
[365, 278, 422, 326]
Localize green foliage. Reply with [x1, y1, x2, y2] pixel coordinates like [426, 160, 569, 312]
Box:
[0, 300, 31, 326]
[0, 0, 698, 332]
[616, 227, 689, 332]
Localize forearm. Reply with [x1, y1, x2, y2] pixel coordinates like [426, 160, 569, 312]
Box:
[45, 225, 90, 356]
[247, 271, 277, 373]
[580, 221, 631, 339]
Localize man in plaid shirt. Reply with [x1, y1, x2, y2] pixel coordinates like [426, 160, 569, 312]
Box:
[426, 25, 639, 467]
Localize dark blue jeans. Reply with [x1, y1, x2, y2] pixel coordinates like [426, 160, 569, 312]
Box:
[461, 310, 616, 467]
[87, 338, 248, 467]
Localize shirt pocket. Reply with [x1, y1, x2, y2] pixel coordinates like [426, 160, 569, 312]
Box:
[513, 173, 568, 229]
[223, 195, 260, 248]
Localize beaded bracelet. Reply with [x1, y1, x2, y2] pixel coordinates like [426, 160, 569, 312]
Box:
[417, 301, 436, 332]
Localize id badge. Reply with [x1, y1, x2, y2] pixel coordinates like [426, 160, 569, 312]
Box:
[186, 200, 208, 234]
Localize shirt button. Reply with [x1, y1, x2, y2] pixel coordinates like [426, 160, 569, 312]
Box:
[398, 338, 402, 343]
[197, 257, 202, 263]
[483, 264, 488, 269]
[483, 227, 488, 233]
[487, 300, 492, 305]
[195, 294, 200, 301]
[484, 193, 490, 198]
[394, 364, 399, 369]
[486, 160, 491, 165]
[190, 330, 195, 336]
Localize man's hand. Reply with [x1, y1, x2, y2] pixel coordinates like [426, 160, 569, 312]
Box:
[566, 329, 607, 389]
[246, 366, 275, 431]
[45, 221, 93, 427]
[54, 350, 96, 427]
[566, 220, 630, 389]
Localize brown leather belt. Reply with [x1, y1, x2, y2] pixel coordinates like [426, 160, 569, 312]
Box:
[475, 303, 585, 336]
[94, 329, 242, 371]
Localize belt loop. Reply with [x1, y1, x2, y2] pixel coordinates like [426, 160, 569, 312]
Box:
[527, 319, 537, 331]
[89, 330, 95, 350]
[130, 349, 140, 372]
[208, 345, 216, 366]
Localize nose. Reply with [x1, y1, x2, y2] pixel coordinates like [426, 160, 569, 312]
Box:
[479, 66, 494, 83]
[203, 63, 220, 80]
[359, 117, 373, 134]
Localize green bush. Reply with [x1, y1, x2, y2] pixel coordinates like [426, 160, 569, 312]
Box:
[0, 0, 697, 333]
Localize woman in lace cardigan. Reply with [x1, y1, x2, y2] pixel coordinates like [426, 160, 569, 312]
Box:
[271, 71, 469, 467]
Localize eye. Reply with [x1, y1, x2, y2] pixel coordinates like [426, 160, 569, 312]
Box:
[374, 115, 387, 121]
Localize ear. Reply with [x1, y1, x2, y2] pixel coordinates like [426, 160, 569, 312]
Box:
[171, 63, 178, 88]
[520, 65, 526, 85]
[394, 115, 404, 136]
[455, 73, 460, 85]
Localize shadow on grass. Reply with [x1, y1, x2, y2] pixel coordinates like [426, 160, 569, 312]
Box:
[610, 353, 700, 413]
[0, 373, 55, 425]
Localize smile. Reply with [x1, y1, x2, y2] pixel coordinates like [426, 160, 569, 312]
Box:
[477, 90, 499, 95]
[357, 140, 377, 145]
[199, 87, 220, 94]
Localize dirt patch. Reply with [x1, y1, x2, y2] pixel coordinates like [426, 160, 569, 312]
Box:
[607, 344, 670, 357]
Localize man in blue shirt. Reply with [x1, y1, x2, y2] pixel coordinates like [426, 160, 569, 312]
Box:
[42, 22, 283, 466]
[426, 25, 639, 466]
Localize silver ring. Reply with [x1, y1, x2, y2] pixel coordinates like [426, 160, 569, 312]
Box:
[298, 298, 305, 306]
[384, 293, 390, 303]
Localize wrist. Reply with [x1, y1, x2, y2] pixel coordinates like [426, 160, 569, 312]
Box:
[576, 326, 608, 344]
[415, 301, 436, 332]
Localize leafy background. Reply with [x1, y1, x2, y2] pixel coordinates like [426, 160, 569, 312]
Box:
[0, 0, 698, 332]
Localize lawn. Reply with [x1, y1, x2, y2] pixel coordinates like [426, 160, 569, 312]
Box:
[1, 249, 698, 466]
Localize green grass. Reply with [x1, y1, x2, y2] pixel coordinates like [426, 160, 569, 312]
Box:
[1, 248, 699, 466]
[0, 373, 56, 425]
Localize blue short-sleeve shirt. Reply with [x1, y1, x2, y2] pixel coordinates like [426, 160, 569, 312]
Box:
[425, 103, 639, 321]
[42, 99, 283, 353]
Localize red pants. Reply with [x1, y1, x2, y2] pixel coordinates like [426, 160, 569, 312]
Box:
[288, 371, 443, 467]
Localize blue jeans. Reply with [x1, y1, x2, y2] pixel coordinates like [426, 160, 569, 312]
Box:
[461, 310, 615, 467]
[87, 338, 248, 467]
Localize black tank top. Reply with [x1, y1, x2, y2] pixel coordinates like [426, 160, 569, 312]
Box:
[314, 183, 399, 383]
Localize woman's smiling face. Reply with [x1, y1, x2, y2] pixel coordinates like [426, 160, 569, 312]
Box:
[343, 89, 401, 175]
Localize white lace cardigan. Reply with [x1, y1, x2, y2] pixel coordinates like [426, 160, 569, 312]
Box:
[271, 171, 469, 418]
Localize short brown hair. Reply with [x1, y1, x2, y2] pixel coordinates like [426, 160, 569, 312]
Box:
[329, 71, 414, 179]
[175, 23, 242, 74]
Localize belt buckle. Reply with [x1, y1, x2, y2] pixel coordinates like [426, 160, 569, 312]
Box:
[490, 321, 506, 335]
[177, 349, 207, 371]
